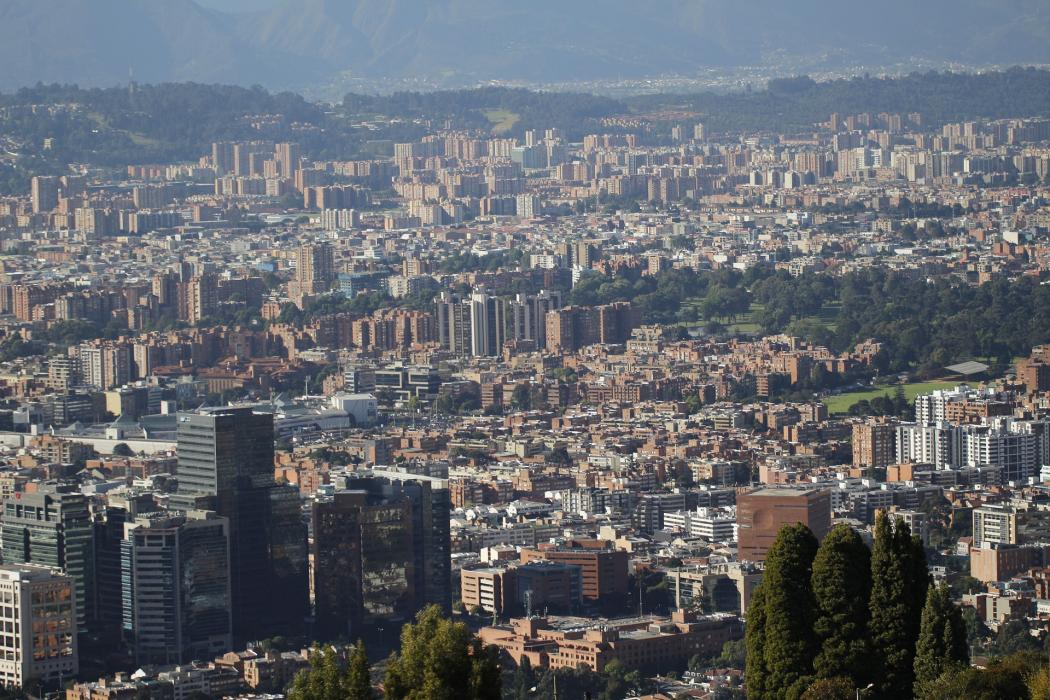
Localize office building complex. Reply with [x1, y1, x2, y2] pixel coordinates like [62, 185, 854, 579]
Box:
[311, 471, 450, 642]
[0, 485, 95, 632]
[120, 511, 231, 665]
[176, 408, 308, 642]
[519, 541, 628, 609]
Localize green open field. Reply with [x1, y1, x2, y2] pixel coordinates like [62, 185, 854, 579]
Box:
[87, 112, 161, 147]
[483, 109, 520, 134]
[725, 302, 764, 334]
[823, 380, 962, 415]
[682, 302, 840, 336]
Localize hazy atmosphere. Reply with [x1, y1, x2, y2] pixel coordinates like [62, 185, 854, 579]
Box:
[2, 2, 1050, 700]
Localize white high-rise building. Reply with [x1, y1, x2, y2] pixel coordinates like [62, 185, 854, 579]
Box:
[897, 416, 1050, 480]
[895, 421, 960, 469]
[958, 418, 1050, 483]
[320, 208, 360, 231]
[516, 193, 541, 218]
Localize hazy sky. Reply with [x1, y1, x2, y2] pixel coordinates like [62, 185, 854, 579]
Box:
[195, 0, 280, 12]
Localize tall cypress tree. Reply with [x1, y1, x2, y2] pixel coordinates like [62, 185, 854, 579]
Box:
[907, 533, 931, 644]
[913, 583, 968, 695]
[755, 523, 820, 699]
[745, 584, 770, 699]
[811, 523, 872, 684]
[869, 513, 928, 698]
[288, 646, 346, 700]
[345, 640, 374, 700]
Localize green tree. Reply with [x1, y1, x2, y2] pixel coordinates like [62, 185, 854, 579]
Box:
[547, 446, 572, 466]
[718, 638, 747, 668]
[111, 442, 135, 457]
[1028, 665, 1050, 700]
[288, 646, 345, 700]
[917, 651, 1040, 700]
[799, 677, 855, 700]
[598, 659, 640, 699]
[345, 641, 374, 700]
[745, 585, 770, 699]
[469, 639, 502, 700]
[993, 619, 1040, 655]
[684, 393, 703, 414]
[511, 656, 536, 700]
[869, 513, 929, 698]
[747, 523, 820, 699]
[511, 384, 532, 411]
[913, 584, 967, 695]
[384, 605, 501, 700]
[811, 523, 872, 684]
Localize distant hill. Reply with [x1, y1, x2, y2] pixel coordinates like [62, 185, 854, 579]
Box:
[1, 0, 1050, 90]
[0, 0, 309, 89]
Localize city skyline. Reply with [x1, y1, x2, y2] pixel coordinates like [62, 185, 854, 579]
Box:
[2, 5, 1050, 699]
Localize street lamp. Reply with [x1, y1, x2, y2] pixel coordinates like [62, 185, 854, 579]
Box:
[857, 683, 875, 700]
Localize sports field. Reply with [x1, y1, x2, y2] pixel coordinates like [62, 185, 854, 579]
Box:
[823, 380, 962, 414]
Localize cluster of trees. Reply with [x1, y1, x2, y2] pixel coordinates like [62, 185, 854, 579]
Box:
[288, 606, 501, 700]
[342, 87, 625, 140]
[746, 515, 967, 699]
[340, 69, 1050, 140]
[436, 249, 526, 274]
[433, 391, 481, 416]
[846, 386, 913, 418]
[0, 82, 326, 167]
[919, 650, 1050, 699]
[629, 67, 1050, 133]
[0, 317, 138, 362]
[767, 267, 1050, 374]
[288, 642, 373, 700]
[507, 657, 652, 700]
[884, 199, 966, 221]
[568, 266, 728, 324]
[275, 292, 395, 325]
[575, 263, 1050, 375]
[383, 605, 501, 700]
[824, 269, 1050, 374]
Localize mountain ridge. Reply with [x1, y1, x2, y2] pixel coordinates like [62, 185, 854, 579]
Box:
[1, 0, 1049, 91]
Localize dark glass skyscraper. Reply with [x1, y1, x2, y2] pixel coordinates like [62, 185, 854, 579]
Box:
[120, 511, 231, 664]
[312, 471, 450, 643]
[175, 407, 308, 642]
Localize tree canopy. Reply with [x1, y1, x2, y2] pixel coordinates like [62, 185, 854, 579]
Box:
[383, 605, 501, 700]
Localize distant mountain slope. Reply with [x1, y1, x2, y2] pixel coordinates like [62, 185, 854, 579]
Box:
[0, 0, 309, 89]
[240, 0, 1050, 81]
[1, 0, 1050, 90]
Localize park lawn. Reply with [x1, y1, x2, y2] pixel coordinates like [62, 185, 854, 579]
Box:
[813, 303, 841, 330]
[87, 112, 161, 147]
[683, 301, 839, 335]
[823, 380, 963, 415]
[483, 109, 520, 134]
